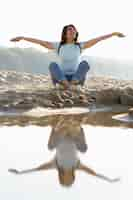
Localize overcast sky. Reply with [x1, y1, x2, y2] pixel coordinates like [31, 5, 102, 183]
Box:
[0, 0, 133, 59]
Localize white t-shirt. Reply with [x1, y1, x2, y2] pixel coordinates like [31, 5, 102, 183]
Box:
[51, 42, 86, 75]
[55, 137, 79, 170]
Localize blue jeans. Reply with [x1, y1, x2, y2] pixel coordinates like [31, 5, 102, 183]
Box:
[49, 61, 90, 85]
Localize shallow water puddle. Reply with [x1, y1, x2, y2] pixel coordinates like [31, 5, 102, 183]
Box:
[0, 124, 133, 200]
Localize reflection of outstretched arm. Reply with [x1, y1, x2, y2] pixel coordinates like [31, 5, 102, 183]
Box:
[8, 159, 55, 175]
[78, 163, 120, 183]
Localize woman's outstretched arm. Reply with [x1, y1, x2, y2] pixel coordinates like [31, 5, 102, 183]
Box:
[77, 162, 120, 183]
[10, 36, 55, 49]
[82, 32, 125, 49]
[8, 159, 55, 175]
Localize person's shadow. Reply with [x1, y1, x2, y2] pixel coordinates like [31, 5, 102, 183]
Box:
[8, 115, 120, 187]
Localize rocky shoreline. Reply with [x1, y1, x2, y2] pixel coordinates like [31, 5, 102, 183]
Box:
[0, 70, 133, 110]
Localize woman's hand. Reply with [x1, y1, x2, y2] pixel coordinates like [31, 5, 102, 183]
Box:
[97, 173, 121, 183]
[112, 32, 125, 37]
[8, 168, 20, 174]
[109, 177, 121, 183]
[10, 36, 24, 42]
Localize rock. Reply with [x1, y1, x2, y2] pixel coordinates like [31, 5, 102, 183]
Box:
[129, 108, 133, 116]
[120, 93, 133, 106]
[56, 102, 64, 108]
[64, 99, 74, 106]
[119, 87, 133, 105]
[0, 70, 133, 108]
[94, 88, 121, 104]
[11, 99, 34, 109]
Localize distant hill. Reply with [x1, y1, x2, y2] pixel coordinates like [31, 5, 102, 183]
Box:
[0, 46, 133, 80]
[0, 47, 60, 75]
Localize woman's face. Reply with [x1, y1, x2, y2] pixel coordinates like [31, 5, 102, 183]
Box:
[66, 26, 77, 41]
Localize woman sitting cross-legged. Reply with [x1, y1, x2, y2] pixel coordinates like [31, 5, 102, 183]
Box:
[10, 25, 125, 90]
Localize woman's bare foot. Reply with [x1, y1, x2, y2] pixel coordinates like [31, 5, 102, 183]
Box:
[60, 80, 70, 90]
[71, 80, 79, 85]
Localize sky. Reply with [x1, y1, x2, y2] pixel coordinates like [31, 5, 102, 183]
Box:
[0, 0, 133, 59]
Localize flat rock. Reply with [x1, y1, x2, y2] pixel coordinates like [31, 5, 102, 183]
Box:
[22, 107, 90, 117]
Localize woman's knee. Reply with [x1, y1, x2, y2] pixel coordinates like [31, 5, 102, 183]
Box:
[49, 62, 58, 71]
[80, 60, 90, 70]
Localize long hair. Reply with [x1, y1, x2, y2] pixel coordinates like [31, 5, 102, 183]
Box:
[58, 24, 81, 54]
[58, 167, 75, 187]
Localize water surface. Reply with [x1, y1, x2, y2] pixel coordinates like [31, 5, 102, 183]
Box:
[0, 105, 133, 200]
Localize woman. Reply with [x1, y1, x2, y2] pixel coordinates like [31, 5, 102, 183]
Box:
[10, 24, 125, 89]
[8, 116, 120, 187]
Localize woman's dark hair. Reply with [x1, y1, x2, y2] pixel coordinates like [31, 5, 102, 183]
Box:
[58, 24, 81, 54]
[58, 167, 75, 187]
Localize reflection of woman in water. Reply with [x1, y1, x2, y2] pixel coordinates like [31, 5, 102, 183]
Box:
[10, 25, 125, 89]
[9, 117, 120, 187]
